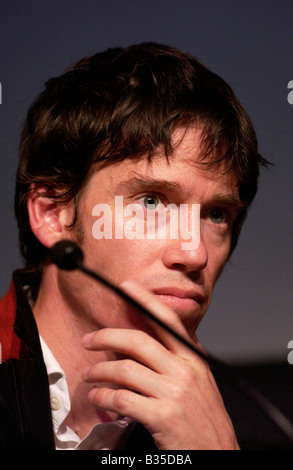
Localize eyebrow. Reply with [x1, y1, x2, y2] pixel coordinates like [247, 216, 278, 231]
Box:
[209, 193, 245, 211]
[114, 175, 184, 195]
[114, 174, 245, 211]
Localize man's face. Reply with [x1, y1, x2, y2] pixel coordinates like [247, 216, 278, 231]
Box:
[59, 127, 242, 337]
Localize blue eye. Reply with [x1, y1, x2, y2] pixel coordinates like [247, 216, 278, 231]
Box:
[210, 209, 225, 224]
[142, 195, 161, 210]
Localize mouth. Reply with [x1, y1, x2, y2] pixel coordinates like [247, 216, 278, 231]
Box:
[151, 287, 205, 314]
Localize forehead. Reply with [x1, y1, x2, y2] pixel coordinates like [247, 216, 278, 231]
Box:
[87, 126, 239, 201]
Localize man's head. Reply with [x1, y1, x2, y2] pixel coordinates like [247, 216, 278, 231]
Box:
[15, 42, 268, 306]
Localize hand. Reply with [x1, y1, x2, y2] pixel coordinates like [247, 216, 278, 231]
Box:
[82, 280, 239, 450]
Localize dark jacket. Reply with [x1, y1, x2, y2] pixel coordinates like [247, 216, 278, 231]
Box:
[0, 271, 155, 450]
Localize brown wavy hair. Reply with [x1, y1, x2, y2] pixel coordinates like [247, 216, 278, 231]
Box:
[15, 42, 269, 288]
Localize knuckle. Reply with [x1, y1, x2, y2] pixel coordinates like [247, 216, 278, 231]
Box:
[129, 329, 149, 348]
[118, 359, 135, 377]
[113, 389, 130, 409]
[179, 365, 197, 387]
[167, 368, 197, 402]
[168, 381, 185, 402]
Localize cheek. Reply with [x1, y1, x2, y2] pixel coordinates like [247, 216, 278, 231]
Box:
[116, 239, 160, 278]
[85, 237, 158, 284]
[203, 228, 232, 275]
[207, 247, 230, 287]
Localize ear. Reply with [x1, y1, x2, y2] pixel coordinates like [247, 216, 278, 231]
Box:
[27, 186, 74, 249]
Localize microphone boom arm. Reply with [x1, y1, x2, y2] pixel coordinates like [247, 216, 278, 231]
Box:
[48, 240, 293, 446]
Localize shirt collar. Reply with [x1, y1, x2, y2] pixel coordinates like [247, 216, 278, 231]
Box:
[39, 336, 133, 450]
[40, 336, 72, 434]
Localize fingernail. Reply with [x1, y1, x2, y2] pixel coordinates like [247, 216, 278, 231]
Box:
[88, 388, 97, 401]
[119, 280, 139, 295]
[82, 332, 94, 347]
[82, 366, 90, 378]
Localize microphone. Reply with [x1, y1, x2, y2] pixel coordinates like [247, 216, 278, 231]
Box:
[49, 240, 84, 270]
[48, 239, 293, 446]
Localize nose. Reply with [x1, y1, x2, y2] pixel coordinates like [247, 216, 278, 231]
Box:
[162, 235, 208, 273]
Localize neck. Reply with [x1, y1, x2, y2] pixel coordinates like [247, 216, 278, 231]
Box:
[33, 265, 120, 438]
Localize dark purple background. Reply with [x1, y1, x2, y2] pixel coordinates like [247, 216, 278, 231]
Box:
[1, 0, 292, 364]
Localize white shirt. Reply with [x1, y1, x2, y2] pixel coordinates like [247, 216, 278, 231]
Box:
[40, 337, 132, 450]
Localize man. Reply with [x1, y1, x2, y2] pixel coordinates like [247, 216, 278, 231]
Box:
[0, 43, 268, 449]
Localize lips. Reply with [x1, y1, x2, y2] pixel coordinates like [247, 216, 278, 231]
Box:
[153, 286, 205, 301]
[152, 286, 205, 313]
